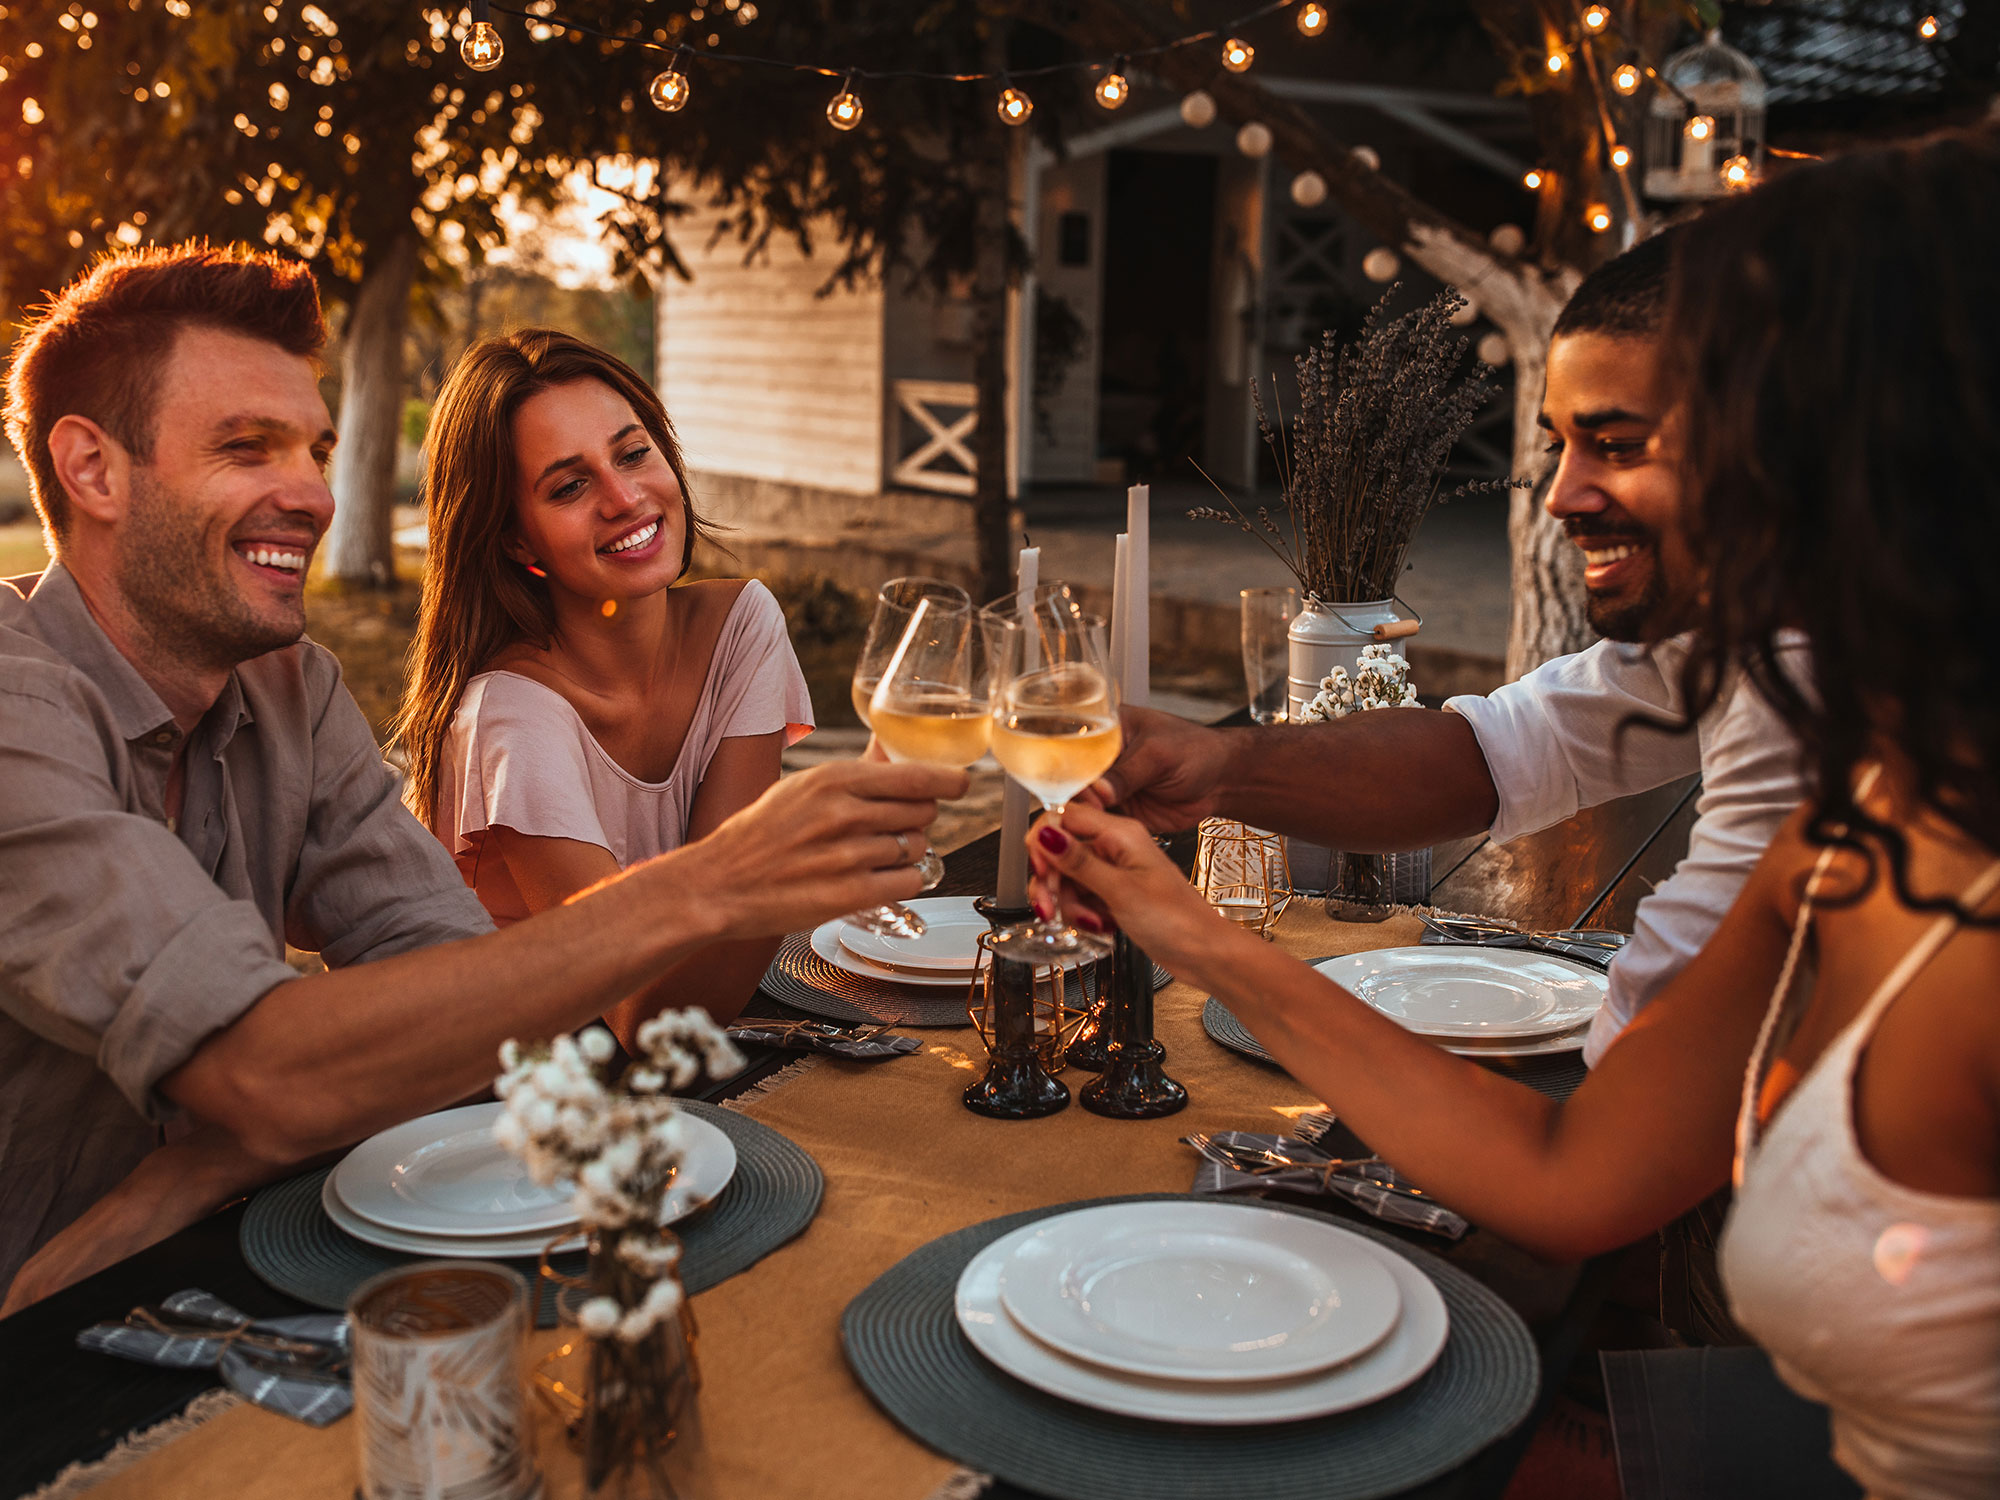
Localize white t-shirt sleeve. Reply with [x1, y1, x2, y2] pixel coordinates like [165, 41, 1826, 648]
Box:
[438, 674, 614, 857]
[708, 580, 815, 748]
[1444, 637, 1706, 843]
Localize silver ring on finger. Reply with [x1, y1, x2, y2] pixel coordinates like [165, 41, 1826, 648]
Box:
[892, 831, 912, 864]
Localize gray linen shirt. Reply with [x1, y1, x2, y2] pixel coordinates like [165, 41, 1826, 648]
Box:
[0, 564, 493, 1289]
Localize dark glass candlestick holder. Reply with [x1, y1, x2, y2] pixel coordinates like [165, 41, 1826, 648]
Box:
[1079, 930, 1187, 1119]
[963, 897, 1070, 1119]
[1062, 960, 1115, 1072]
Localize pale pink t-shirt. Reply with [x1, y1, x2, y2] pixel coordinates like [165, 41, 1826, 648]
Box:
[434, 580, 814, 925]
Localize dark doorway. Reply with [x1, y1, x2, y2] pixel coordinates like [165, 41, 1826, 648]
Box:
[1097, 150, 1216, 482]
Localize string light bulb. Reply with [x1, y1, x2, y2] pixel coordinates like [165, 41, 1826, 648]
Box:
[648, 59, 690, 112]
[461, 0, 502, 71]
[1608, 142, 1632, 170]
[1720, 154, 1754, 190]
[1179, 89, 1217, 128]
[1522, 167, 1545, 190]
[1296, 2, 1329, 36]
[1586, 202, 1613, 233]
[996, 80, 1033, 125]
[1918, 14, 1939, 40]
[1582, 5, 1609, 32]
[1093, 60, 1129, 110]
[1221, 36, 1254, 72]
[1612, 61, 1641, 94]
[1289, 170, 1327, 207]
[1546, 49, 1567, 75]
[826, 74, 863, 130]
[1685, 113, 1714, 142]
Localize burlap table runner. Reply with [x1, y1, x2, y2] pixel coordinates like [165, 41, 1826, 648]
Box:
[78, 907, 1448, 1500]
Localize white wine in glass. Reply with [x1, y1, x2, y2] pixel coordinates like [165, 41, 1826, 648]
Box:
[845, 577, 971, 938]
[983, 591, 1121, 962]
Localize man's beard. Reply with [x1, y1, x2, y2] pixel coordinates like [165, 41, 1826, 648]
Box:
[116, 471, 307, 671]
[1567, 522, 1666, 643]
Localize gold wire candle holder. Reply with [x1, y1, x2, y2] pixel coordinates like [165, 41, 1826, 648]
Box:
[964, 930, 1087, 1075]
[1194, 818, 1294, 937]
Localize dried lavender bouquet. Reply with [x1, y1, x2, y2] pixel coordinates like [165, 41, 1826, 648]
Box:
[1194, 286, 1514, 603]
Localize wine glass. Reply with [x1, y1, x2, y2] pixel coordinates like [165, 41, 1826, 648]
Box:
[847, 577, 971, 939]
[869, 596, 990, 888]
[982, 587, 1123, 963]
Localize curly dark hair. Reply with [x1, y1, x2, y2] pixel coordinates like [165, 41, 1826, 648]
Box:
[1665, 128, 2000, 918]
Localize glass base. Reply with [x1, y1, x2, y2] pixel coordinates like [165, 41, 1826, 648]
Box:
[989, 920, 1113, 965]
[845, 902, 927, 939]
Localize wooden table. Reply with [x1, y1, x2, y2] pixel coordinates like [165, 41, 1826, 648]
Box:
[0, 775, 1698, 1500]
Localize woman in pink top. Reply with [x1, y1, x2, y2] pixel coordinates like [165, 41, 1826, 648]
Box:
[398, 331, 812, 1042]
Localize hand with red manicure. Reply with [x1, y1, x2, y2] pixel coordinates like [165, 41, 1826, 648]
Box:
[1025, 806, 1216, 965]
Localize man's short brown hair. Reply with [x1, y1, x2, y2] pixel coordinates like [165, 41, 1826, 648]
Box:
[3, 243, 326, 543]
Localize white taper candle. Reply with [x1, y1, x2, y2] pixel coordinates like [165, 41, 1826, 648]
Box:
[1125, 483, 1150, 707]
[994, 545, 1040, 908]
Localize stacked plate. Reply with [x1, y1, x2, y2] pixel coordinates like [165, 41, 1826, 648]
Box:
[953, 1200, 1449, 1424]
[319, 1101, 739, 1258]
[809, 896, 994, 989]
[1313, 946, 1607, 1056]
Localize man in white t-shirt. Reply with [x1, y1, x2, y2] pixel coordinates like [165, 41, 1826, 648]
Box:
[1095, 230, 1803, 1069]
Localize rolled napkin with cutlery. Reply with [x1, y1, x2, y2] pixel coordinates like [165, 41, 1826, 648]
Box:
[78, 1289, 352, 1425]
[1185, 1122, 1469, 1241]
[725, 1019, 921, 1060]
[1416, 911, 1627, 972]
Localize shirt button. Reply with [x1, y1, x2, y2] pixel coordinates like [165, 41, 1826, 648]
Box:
[150, 730, 174, 746]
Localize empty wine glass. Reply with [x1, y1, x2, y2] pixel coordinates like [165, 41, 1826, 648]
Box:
[981, 587, 1122, 962]
[847, 577, 971, 939]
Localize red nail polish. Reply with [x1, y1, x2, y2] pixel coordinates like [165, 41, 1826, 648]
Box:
[1037, 826, 1070, 854]
[1074, 909, 1104, 932]
[1032, 895, 1052, 921]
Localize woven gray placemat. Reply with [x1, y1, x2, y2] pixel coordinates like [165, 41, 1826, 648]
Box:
[842, 1194, 1538, 1500]
[240, 1101, 821, 1328]
[1201, 996, 1589, 1102]
[760, 934, 1170, 1030]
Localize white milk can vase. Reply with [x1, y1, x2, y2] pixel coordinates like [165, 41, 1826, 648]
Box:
[1284, 597, 1429, 914]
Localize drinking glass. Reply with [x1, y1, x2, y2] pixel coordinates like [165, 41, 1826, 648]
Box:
[982, 588, 1122, 962]
[349, 1261, 539, 1500]
[847, 577, 972, 938]
[1241, 586, 1299, 725]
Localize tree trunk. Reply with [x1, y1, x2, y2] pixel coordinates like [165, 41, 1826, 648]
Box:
[324, 231, 418, 589]
[968, 117, 1015, 610]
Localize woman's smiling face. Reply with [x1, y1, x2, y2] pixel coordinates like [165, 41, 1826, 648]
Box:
[505, 378, 686, 603]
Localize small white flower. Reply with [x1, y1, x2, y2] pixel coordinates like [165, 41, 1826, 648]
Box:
[498, 1039, 521, 1070]
[576, 1296, 621, 1336]
[579, 1027, 617, 1065]
[628, 1066, 665, 1093]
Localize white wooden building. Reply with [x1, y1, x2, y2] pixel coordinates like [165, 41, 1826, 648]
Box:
[656, 81, 1526, 533]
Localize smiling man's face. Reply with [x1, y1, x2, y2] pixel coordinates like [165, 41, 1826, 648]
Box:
[114, 325, 337, 669]
[1539, 331, 1702, 643]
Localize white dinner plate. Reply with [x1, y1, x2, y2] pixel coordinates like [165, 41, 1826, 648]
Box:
[1442, 1024, 1590, 1059]
[838, 899, 989, 974]
[1313, 947, 1607, 1040]
[809, 919, 976, 989]
[956, 1219, 1449, 1424]
[996, 1201, 1400, 1383]
[322, 1173, 587, 1258]
[332, 1102, 737, 1238]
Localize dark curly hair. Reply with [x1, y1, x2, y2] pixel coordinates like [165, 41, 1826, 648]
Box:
[1665, 128, 2000, 918]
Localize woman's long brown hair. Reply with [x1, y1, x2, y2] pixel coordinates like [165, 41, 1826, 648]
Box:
[395, 329, 717, 826]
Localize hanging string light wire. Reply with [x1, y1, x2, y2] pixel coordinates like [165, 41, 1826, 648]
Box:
[481, 0, 1305, 95]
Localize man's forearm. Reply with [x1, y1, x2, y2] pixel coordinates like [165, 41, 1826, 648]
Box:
[1214, 710, 1500, 851]
[166, 849, 724, 1164]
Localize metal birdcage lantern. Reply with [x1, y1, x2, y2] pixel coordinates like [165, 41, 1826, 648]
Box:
[1643, 29, 1767, 201]
[1194, 819, 1294, 937]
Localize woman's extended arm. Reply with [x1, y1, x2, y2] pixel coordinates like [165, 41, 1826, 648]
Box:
[1028, 804, 1806, 1260]
[487, 730, 786, 1044]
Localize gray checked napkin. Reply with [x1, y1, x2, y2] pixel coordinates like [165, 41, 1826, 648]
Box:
[725, 1021, 921, 1060]
[1187, 1114, 1469, 1241]
[78, 1289, 351, 1425]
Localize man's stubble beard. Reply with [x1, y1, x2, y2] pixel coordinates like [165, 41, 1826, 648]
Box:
[1584, 567, 1665, 643]
[116, 469, 306, 672]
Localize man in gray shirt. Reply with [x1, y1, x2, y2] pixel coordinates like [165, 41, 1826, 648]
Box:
[0, 245, 959, 1302]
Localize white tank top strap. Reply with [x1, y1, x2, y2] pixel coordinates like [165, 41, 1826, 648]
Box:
[1736, 762, 2000, 1185]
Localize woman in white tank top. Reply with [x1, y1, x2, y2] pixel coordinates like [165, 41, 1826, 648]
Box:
[1019, 132, 2000, 1499]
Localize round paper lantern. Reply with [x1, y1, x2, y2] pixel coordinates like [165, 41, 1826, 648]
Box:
[1179, 89, 1217, 128]
[1235, 121, 1273, 159]
[1361, 247, 1399, 282]
[1488, 223, 1526, 257]
[1478, 331, 1511, 366]
[1289, 170, 1328, 208]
